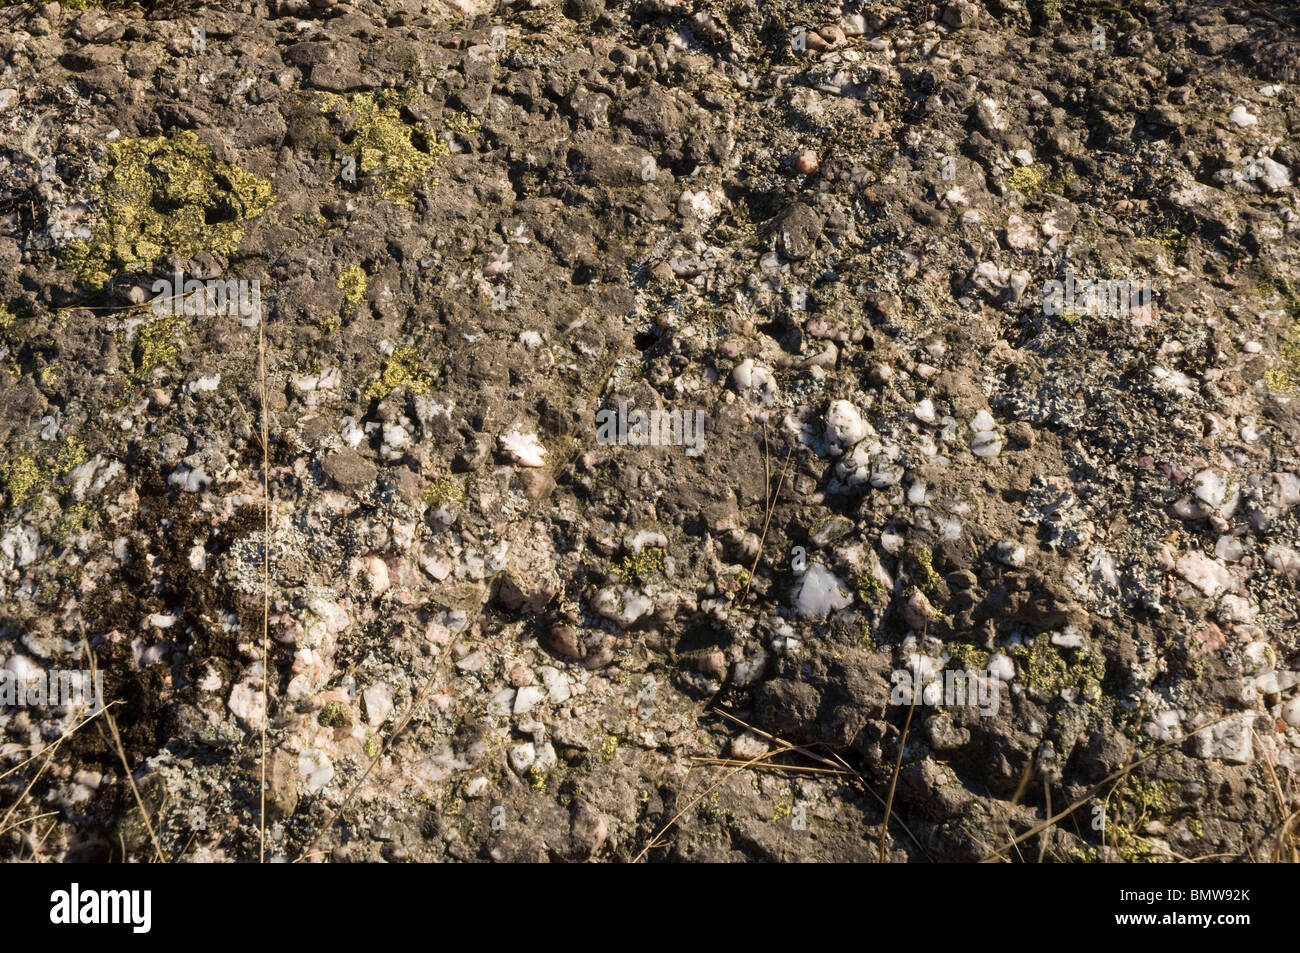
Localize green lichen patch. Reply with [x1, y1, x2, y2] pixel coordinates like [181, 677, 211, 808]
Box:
[133, 314, 183, 377]
[337, 265, 368, 304]
[911, 546, 942, 595]
[1093, 776, 1185, 862]
[945, 642, 990, 671]
[613, 546, 667, 584]
[365, 345, 434, 401]
[1006, 162, 1074, 199]
[421, 476, 466, 507]
[319, 90, 449, 205]
[1250, 275, 1300, 395]
[55, 437, 86, 474]
[853, 570, 885, 602]
[0, 455, 43, 507]
[1, 436, 90, 507]
[318, 701, 352, 728]
[1006, 162, 1048, 195]
[599, 734, 619, 762]
[63, 131, 275, 289]
[442, 112, 481, 140]
[1264, 316, 1300, 396]
[1010, 634, 1105, 702]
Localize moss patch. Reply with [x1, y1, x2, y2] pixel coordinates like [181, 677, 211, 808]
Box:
[64, 131, 275, 289]
[319, 90, 449, 205]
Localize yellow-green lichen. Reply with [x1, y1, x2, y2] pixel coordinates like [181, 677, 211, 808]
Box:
[772, 796, 793, 821]
[337, 265, 368, 304]
[63, 131, 275, 289]
[1006, 163, 1048, 195]
[1250, 276, 1300, 394]
[0, 455, 42, 506]
[51, 501, 95, 544]
[1138, 226, 1190, 253]
[54, 437, 86, 475]
[442, 113, 481, 139]
[317, 701, 351, 728]
[946, 642, 990, 671]
[599, 735, 619, 762]
[613, 546, 667, 584]
[319, 90, 449, 205]
[1094, 776, 1185, 863]
[133, 314, 183, 377]
[1264, 320, 1300, 396]
[365, 345, 434, 401]
[1011, 634, 1105, 702]
[912, 546, 942, 595]
[421, 476, 466, 507]
[1006, 162, 1074, 198]
[1, 435, 90, 507]
[854, 570, 885, 602]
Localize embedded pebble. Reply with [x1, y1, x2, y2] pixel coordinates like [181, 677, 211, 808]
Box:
[824, 399, 871, 450]
[795, 563, 852, 619]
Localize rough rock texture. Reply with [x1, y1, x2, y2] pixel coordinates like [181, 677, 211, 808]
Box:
[1, 0, 1299, 863]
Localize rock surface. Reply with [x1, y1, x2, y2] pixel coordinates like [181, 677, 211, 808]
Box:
[0, 0, 1298, 864]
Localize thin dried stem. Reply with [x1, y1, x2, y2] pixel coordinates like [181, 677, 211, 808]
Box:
[259, 298, 271, 864]
[879, 691, 917, 862]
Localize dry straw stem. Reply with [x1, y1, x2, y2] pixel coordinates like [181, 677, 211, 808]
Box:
[55, 287, 202, 315]
[0, 703, 111, 785]
[634, 740, 795, 862]
[688, 757, 848, 777]
[258, 298, 270, 864]
[2, 812, 58, 852]
[979, 711, 1251, 863]
[739, 423, 792, 605]
[879, 688, 917, 862]
[1250, 726, 1299, 863]
[709, 707, 933, 861]
[1, 670, 163, 863]
[72, 633, 167, 863]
